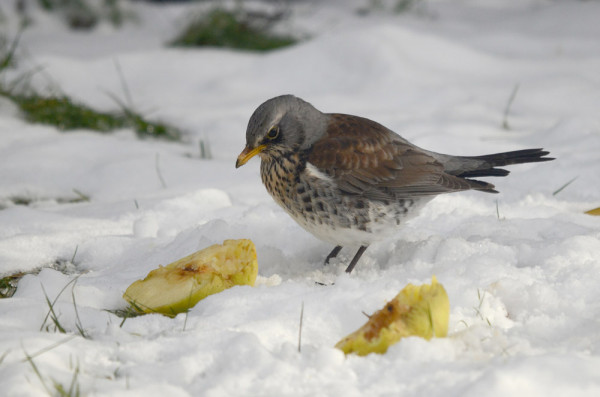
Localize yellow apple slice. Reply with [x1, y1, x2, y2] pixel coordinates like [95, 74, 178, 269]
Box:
[585, 207, 600, 216]
[335, 276, 449, 356]
[123, 239, 257, 317]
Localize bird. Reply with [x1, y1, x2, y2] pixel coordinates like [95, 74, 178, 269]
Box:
[235, 95, 554, 274]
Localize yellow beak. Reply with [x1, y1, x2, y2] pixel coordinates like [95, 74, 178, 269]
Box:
[235, 144, 266, 168]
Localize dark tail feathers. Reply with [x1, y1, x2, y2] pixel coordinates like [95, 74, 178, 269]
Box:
[457, 148, 554, 179]
[447, 148, 554, 194]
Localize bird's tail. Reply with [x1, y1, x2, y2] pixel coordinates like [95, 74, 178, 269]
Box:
[433, 148, 554, 194]
[455, 148, 554, 178]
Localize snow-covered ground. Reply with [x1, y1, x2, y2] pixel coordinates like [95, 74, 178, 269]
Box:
[1, 1, 600, 395]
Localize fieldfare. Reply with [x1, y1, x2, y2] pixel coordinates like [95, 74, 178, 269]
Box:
[236, 95, 554, 273]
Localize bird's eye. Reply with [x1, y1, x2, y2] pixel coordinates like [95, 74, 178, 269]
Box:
[266, 126, 279, 140]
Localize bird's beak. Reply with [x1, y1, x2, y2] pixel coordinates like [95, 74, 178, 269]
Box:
[236, 144, 266, 168]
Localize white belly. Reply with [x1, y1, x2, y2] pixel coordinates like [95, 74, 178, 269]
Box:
[287, 197, 432, 246]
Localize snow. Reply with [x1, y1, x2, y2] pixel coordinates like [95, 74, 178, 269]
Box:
[1, 1, 600, 396]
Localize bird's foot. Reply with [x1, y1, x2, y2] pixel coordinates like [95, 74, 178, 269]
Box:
[323, 245, 343, 266]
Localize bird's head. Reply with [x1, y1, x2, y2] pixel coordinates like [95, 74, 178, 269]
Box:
[235, 95, 326, 168]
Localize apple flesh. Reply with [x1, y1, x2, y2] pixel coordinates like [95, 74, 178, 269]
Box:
[123, 239, 258, 317]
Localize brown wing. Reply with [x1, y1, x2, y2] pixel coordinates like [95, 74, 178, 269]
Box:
[308, 114, 490, 200]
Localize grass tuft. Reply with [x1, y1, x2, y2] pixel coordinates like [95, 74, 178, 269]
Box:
[41, 283, 68, 334]
[3, 93, 181, 140]
[170, 8, 296, 52]
[12, 94, 122, 131]
[40, 276, 89, 338]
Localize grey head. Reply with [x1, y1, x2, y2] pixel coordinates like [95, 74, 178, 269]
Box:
[236, 95, 328, 168]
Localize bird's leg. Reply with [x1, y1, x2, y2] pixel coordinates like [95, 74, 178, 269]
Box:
[345, 245, 368, 274]
[324, 245, 343, 265]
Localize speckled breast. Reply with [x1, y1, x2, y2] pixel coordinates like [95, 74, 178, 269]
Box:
[260, 156, 431, 246]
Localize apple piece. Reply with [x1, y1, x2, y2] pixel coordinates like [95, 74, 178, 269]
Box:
[123, 239, 257, 317]
[585, 207, 600, 216]
[335, 276, 449, 356]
